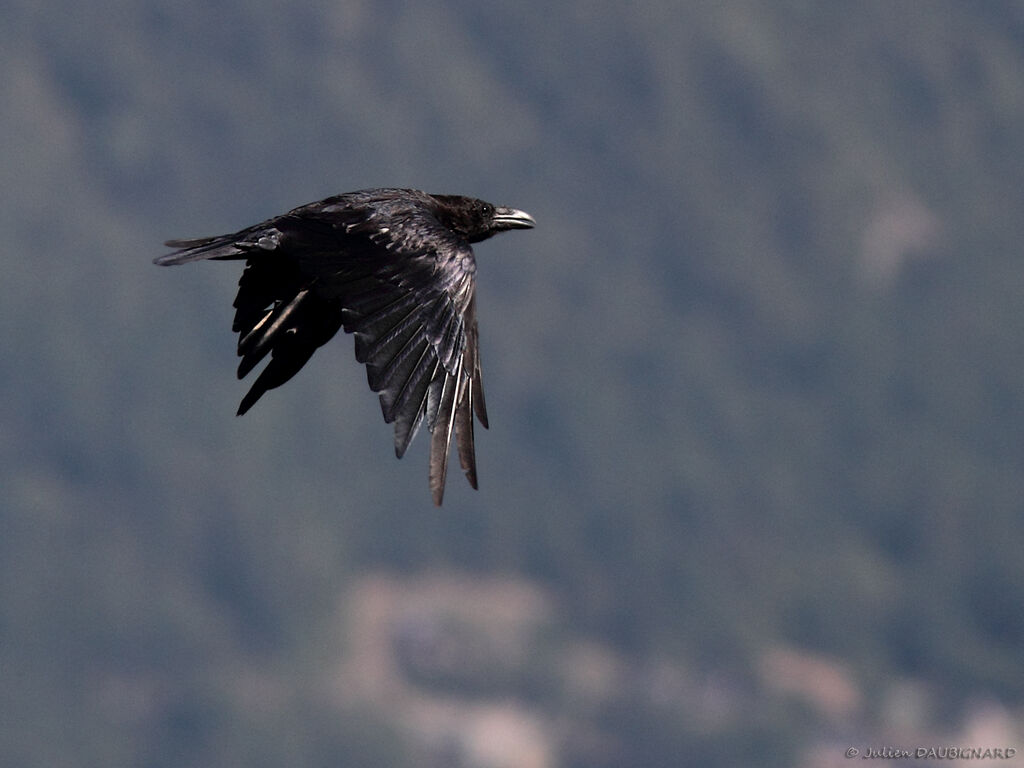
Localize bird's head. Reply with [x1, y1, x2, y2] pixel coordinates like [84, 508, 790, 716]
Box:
[432, 195, 536, 243]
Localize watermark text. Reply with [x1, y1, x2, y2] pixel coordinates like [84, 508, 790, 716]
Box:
[845, 746, 1017, 760]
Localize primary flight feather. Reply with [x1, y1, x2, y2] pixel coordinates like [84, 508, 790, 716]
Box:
[155, 188, 535, 505]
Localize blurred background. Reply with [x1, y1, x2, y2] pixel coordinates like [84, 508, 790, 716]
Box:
[3, 1, 1024, 766]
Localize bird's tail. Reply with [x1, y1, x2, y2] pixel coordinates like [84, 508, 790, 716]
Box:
[153, 235, 249, 265]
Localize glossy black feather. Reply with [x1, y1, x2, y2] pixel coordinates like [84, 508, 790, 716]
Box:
[155, 188, 534, 504]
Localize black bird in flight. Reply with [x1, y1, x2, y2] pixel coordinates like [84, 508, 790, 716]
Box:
[155, 188, 535, 505]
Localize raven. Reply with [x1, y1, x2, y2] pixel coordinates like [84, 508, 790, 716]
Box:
[155, 188, 535, 505]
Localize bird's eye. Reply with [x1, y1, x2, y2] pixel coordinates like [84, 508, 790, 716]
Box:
[481, 203, 494, 217]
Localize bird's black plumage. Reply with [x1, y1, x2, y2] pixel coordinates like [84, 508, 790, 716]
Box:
[155, 188, 535, 505]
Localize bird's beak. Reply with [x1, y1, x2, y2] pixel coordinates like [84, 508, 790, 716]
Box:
[493, 207, 536, 230]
